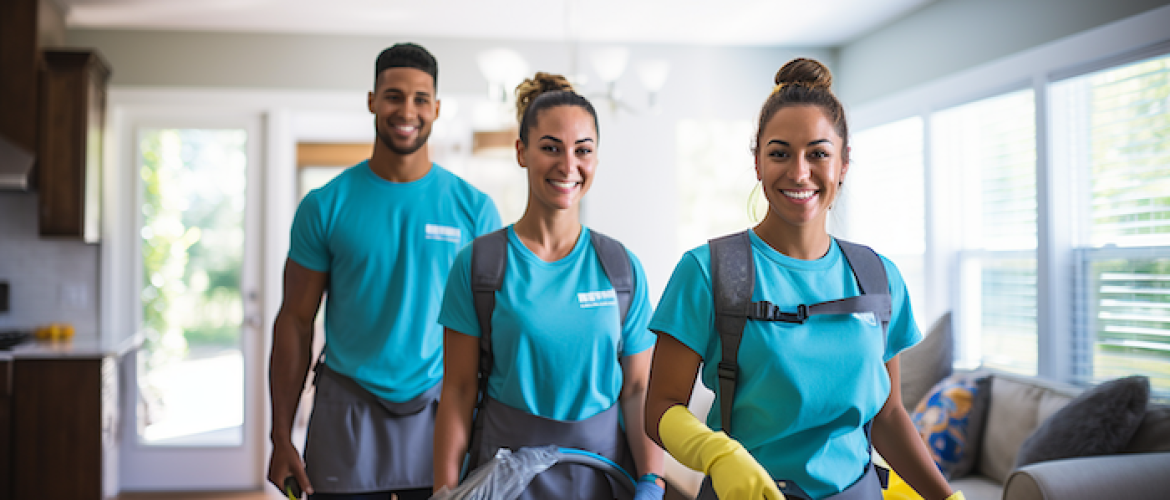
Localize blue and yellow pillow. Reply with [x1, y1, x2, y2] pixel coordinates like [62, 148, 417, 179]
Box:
[910, 372, 992, 479]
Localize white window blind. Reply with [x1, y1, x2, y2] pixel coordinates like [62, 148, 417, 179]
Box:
[933, 89, 1038, 374]
[1051, 53, 1170, 396]
[844, 117, 926, 316]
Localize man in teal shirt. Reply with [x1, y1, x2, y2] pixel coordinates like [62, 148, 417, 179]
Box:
[267, 43, 501, 499]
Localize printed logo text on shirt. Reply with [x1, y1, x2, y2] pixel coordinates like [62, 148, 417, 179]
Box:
[578, 289, 618, 308]
[425, 224, 461, 243]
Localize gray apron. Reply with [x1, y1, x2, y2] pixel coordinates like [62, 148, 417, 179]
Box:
[696, 459, 884, 500]
[467, 396, 634, 500]
[303, 363, 440, 493]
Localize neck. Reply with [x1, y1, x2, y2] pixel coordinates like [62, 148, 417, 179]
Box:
[513, 204, 582, 262]
[367, 141, 431, 183]
[753, 214, 833, 261]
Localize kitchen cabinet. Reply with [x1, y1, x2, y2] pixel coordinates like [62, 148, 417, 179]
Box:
[1, 358, 12, 500]
[11, 354, 119, 500]
[37, 49, 110, 242]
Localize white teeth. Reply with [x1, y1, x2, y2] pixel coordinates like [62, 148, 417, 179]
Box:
[550, 180, 578, 189]
[782, 190, 816, 200]
[396, 125, 416, 132]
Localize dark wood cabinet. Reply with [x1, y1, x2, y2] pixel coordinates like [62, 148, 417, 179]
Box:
[0, 359, 12, 500]
[38, 49, 110, 242]
[12, 356, 118, 500]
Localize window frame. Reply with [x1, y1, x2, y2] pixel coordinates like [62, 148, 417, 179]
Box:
[847, 7, 1170, 389]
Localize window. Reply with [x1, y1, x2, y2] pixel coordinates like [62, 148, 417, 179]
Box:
[844, 117, 926, 316]
[675, 119, 757, 256]
[932, 89, 1038, 374]
[1051, 53, 1170, 395]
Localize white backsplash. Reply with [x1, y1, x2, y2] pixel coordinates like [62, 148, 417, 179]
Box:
[0, 192, 100, 339]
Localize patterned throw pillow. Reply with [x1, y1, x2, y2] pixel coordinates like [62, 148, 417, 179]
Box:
[910, 372, 992, 479]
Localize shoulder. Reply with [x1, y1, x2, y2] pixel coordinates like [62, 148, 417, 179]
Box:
[432, 164, 490, 199]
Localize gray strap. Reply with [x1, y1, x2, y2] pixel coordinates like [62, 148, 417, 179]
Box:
[589, 230, 634, 326]
[470, 228, 509, 436]
[708, 231, 753, 437]
[836, 239, 892, 336]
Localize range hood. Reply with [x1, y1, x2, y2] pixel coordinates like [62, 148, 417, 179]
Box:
[0, 133, 35, 191]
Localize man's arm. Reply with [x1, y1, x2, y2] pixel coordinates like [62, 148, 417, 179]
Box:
[433, 328, 481, 493]
[267, 258, 328, 495]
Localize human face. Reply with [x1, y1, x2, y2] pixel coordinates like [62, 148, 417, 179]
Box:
[368, 67, 440, 156]
[516, 105, 598, 212]
[755, 105, 849, 231]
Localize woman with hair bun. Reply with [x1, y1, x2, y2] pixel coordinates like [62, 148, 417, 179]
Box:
[645, 58, 964, 500]
[434, 72, 665, 500]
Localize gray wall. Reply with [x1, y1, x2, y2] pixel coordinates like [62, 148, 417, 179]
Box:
[836, 0, 1170, 107]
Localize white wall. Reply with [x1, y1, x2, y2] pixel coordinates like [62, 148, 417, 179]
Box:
[836, 0, 1170, 107]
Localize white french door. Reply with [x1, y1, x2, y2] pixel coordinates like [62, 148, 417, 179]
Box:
[116, 109, 265, 490]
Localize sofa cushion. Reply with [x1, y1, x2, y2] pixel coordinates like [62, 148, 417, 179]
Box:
[1015, 376, 1149, 468]
[1122, 404, 1170, 453]
[910, 371, 991, 479]
[978, 373, 1080, 483]
[900, 312, 954, 413]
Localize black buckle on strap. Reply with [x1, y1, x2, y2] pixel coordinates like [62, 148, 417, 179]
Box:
[750, 301, 808, 324]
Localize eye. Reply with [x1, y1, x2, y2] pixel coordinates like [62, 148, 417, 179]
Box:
[541, 144, 560, 153]
[810, 150, 830, 159]
[768, 149, 789, 159]
[415, 97, 429, 106]
[575, 147, 593, 155]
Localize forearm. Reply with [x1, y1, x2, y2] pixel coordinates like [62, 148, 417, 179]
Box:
[622, 386, 665, 478]
[872, 403, 953, 500]
[268, 312, 314, 444]
[433, 381, 477, 491]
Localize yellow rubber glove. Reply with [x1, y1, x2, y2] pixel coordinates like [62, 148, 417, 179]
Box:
[944, 493, 966, 500]
[659, 405, 785, 500]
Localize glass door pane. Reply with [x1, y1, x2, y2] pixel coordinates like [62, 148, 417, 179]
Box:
[138, 128, 247, 446]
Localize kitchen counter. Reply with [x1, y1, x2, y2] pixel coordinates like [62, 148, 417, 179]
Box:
[0, 333, 142, 360]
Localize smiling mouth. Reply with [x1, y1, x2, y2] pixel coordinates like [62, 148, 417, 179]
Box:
[781, 189, 817, 200]
[392, 123, 418, 136]
[549, 179, 581, 189]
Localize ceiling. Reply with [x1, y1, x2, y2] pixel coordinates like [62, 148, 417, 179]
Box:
[56, 0, 934, 46]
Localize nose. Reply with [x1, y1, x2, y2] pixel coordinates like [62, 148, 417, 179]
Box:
[557, 148, 576, 175]
[787, 155, 812, 184]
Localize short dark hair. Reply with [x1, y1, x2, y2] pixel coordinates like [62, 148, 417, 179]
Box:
[375, 43, 438, 89]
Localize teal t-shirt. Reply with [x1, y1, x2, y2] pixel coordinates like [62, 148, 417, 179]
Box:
[289, 161, 501, 402]
[438, 225, 656, 422]
[648, 230, 921, 499]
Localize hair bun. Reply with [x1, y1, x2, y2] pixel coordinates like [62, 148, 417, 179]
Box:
[515, 72, 575, 122]
[774, 58, 832, 90]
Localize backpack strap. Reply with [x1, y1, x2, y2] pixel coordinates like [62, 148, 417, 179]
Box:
[469, 227, 509, 456]
[708, 231, 754, 437]
[836, 239, 892, 339]
[589, 230, 634, 326]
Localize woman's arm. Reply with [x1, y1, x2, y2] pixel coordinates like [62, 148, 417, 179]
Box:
[433, 328, 481, 493]
[872, 355, 954, 500]
[620, 348, 666, 487]
[644, 333, 702, 445]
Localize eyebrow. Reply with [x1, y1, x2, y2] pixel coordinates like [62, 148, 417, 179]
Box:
[540, 135, 595, 145]
[767, 139, 833, 147]
[383, 88, 432, 98]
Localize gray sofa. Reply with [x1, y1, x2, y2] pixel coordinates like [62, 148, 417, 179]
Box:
[949, 371, 1170, 500]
